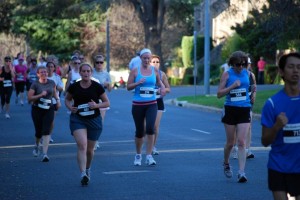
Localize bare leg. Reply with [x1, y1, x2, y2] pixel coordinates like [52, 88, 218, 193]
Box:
[236, 123, 250, 173]
[73, 129, 88, 173]
[224, 124, 236, 164]
[146, 134, 155, 155]
[153, 111, 163, 147]
[42, 135, 50, 155]
[86, 140, 96, 169]
[135, 137, 144, 154]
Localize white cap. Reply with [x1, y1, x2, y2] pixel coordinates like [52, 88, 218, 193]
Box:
[140, 48, 152, 56]
[248, 57, 251, 64]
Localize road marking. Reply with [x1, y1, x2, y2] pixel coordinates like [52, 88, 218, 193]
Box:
[103, 170, 151, 175]
[191, 128, 211, 134]
[0, 140, 134, 149]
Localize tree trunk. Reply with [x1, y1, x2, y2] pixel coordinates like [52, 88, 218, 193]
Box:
[128, 0, 166, 72]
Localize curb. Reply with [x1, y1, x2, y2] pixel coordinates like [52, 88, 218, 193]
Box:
[165, 99, 262, 120]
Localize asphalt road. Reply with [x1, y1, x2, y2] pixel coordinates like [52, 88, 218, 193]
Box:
[0, 84, 282, 200]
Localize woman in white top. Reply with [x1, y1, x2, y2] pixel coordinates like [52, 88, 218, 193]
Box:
[92, 55, 111, 150]
[65, 57, 81, 91]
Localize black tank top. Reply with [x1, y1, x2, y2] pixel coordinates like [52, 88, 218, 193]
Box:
[0, 66, 13, 88]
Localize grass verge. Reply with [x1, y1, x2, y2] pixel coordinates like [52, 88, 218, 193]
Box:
[177, 89, 281, 114]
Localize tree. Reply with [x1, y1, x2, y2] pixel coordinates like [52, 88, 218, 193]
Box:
[10, 0, 107, 59]
[234, 0, 300, 61]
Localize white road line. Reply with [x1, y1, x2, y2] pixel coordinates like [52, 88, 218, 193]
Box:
[103, 170, 151, 175]
[191, 128, 211, 134]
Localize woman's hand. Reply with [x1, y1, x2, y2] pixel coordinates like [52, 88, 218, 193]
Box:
[88, 99, 98, 109]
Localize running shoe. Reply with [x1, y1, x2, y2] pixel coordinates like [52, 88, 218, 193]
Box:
[94, 141, 100, 150]
[5, 113, 10, 119]
[247, 150, 255, 159]
[33, 146, 39, 157]
[86, 168, 91, 179]
[231, 145, 238, 159]
[20, 100, 24, 106]
[134, 154, 142, 166]
[50, 137, 54, 143]
[223, 163, 233, 178]
[145, 155, 156, 166]
[237, 172, 248, 183]
[41, 154, 50, 162]
[81, 173, 90, 186]
[152, 147, 159, 155]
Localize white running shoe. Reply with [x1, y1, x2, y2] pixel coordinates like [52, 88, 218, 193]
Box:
[145, 155, 156, 165]
[94, 141, 100, 150]
[5, 113, 10, 119]
[134, 154, 142, 166]
[231, 145, 238, 159]
[152, 147, 159, 155]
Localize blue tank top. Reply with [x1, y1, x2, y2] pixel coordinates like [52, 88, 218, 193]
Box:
[27, 67, 38, 83]
[224, 68, 251, 107]
[133, 66, 156, 102]
[261, 90, 300, 173]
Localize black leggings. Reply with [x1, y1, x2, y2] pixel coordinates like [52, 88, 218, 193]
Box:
[15, 82, 25, 96]
[132, 103, 157, 138]
[31, 106, 55, 139]
[0, 87, 13, 107]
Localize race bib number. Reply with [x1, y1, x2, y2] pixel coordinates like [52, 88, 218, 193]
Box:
[230, 88, 246, 101]
[283, 123, 300, 143]
[3, 80, 12, 87]
[17, 74, 25, 81]
[78, 104, 94, 116]
[29, 74, 37, 82]
[139, 87, 154, 98]
[38, 98, 51, 109]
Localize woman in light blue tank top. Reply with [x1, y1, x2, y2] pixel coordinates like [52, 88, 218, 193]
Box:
[127, 48, 166, 166]
[217, 51, 251, 183]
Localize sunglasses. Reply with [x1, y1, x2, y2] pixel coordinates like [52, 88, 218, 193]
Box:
[95, 61, 104, 64]
[234, 63, 247, 67]
[74, 62, 81, 65]
[5, 60, 11, 62]
[79, 57, 84, 60]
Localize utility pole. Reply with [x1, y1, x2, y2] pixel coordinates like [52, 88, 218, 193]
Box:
[106, 20, 110, 72]
[204, 0, 210, 95]
[193, 31, 197, 98]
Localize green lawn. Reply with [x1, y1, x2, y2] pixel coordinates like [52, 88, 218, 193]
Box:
[177, 89, 281, 114]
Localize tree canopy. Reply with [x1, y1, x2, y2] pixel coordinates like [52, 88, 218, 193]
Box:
[234, 0, 300, 60]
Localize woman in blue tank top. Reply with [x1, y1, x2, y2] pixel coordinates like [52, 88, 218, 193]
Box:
[217, 51, 251, 183]
[127, 48, 166, 166]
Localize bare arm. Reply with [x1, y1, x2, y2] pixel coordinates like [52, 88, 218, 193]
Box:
[65, 71, 72, 91]
[261, 112, 288, 147]
[161, 72, 171, 93]
[27, 89, 47, 103]
[250, 72, 257, 104]
[65, 92, 78, 113]
[217, 71, 240, 98]
[127, 68, 142, 90]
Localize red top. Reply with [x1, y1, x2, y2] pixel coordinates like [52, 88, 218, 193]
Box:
[257, 60, 266, 72]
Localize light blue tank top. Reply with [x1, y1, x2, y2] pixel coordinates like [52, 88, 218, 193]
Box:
[224, 68, 251, 107]
[133, 66, 156, 102]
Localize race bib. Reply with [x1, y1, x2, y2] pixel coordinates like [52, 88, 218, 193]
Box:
[78, 104, 94, 116]
[3, 80, 12, 87]
[139, 87, 154, 98]
[28, 74, 37, 82]
[230, 88, 246, 101]
[155, 86, 161, 99]
[283, 123, 300, 143]
[17, 74, 25, 81]
[38, 98, 51, 109]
